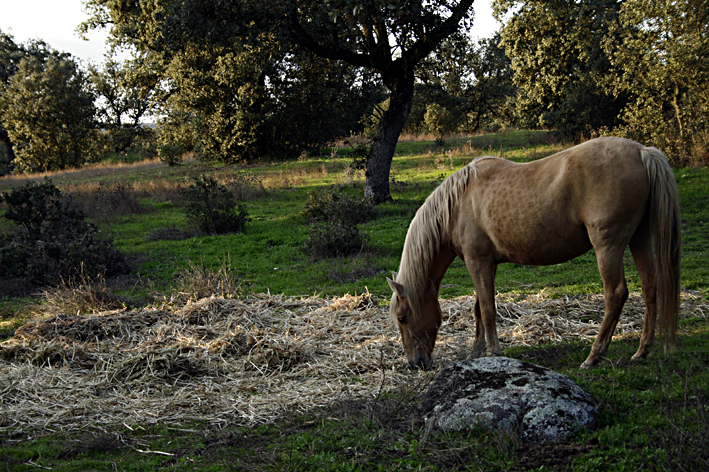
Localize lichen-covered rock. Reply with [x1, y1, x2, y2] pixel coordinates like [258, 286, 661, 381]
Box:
[422, 357, 599, 443]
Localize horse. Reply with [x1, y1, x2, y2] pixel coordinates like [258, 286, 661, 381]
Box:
[387, 137, 681, 370]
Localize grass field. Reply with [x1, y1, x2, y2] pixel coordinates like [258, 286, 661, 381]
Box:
[1, 130, 708, 471]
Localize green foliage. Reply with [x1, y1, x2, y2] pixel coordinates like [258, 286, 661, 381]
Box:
[344, 142, 371, 176]
[156, 109, 197, 166]
[303, 188, 377, 226]
[180, 176, 251, 235]
[302, 187, 377, 259]
[423, 102, 456, 139]
[0, 179, 126, 286]
[411, 34, 515, 135]
[88, 56, 160, 160]
[604, 0, 709, 166]
[0, 54, 96, 173]
[303, 220, 368, 259]
[495, 0, 626, 138]
[81, 0, 477, 202]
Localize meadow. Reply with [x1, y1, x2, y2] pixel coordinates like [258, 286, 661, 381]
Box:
[0, 130, 708, 471]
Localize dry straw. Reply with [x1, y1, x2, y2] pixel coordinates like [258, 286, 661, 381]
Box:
[1, 291, 706, 433]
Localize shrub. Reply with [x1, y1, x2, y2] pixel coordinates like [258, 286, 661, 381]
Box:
[0, 179, 127, 286]
[345, 143, 371, 177]
[302, 187, 376, 259]
[180, 176, 251, 235]
[303, 220, 368, 259]
[303, 187, 377, 226]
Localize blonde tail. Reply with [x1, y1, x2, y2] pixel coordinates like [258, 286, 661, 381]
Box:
[641, 147, 681, 350]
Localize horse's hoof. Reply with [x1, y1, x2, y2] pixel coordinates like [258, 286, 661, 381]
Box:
[580, 359, 597, 369]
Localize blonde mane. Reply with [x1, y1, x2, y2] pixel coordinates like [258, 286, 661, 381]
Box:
[395, 157, 494, 320]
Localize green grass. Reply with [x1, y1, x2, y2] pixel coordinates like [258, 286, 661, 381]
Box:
[1, 130, 708, 471]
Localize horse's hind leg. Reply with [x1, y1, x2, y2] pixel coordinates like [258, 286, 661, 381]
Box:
[629, 222, 657, 362]
[583, 245, 629, 369]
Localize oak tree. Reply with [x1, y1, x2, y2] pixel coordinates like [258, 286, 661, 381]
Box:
[82, 0, 476, 202]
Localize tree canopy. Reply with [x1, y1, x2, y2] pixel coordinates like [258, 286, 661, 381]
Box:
[494, 0, 626, 138]
[82, 0, 477, 202]
[606, 0, 709, 164]
[0, 45, 96, 173]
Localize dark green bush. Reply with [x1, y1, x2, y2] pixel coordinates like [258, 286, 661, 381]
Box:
[303, 188, 377, 226]
[302, 187, 375, 259]
[303, 220, 368, 259]
[180, 176, 251, 235]
[345, 143, 370, 176]
[0, 179, 127, 286]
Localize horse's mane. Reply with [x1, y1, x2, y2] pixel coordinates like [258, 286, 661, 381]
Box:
[395, 156, 493, 320]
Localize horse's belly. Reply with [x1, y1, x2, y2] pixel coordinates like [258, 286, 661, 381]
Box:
[492, 225, 592, 266]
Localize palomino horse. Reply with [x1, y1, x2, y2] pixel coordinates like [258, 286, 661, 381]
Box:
[387, 137, 681, 369]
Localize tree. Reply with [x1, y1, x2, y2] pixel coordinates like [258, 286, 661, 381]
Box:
[286, 1, 476, 202]
[0, 31, 58, 170]
[0, 54, 96, 172]
[494, 0, 626, 138]
[605, 0, 709, 165]
[88, 54, 160, 155]
[82, 0, 476, 203]
[415, 33, 515, 134]
[0, 31, 23, 169]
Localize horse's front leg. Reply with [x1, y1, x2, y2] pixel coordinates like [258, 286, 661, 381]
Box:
[466, 258, 501, 357]
[470, 298, 485, 358]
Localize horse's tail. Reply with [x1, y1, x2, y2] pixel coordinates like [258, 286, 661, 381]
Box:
[640, 146, 681, 350]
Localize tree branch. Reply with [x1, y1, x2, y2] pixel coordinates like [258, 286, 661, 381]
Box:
[286, 7, 374, 69]
[406, 0, 476, 64]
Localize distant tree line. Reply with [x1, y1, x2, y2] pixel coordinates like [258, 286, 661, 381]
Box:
[0, 0, 707, 184]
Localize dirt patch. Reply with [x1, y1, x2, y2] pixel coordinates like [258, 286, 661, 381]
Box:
[516, 439, 598, 471]
[58, 434, 125, 460]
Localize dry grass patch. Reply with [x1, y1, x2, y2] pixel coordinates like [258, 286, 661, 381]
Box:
[0, 158, 166, 192]
[1, 291, 706, 433]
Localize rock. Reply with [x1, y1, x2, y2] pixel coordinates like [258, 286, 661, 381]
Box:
[422, 357, 599, 443]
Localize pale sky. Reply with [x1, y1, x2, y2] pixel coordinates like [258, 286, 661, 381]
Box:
[0, 0, 501, 64]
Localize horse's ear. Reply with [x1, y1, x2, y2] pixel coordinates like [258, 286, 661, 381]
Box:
[391, 271, 398, 281]
[387, 277, 405, 298]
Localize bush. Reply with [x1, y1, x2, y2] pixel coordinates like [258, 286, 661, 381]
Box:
[344, 143, 371, 177]
[0, 179, 127, 286]
[303, 188, 377, 226]
[302, 187, 376, 259]
[180, 176, 251, 235]
[303, 220, 368, 259]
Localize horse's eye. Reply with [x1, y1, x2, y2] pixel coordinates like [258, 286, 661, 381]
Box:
[398, 315, 407, 324]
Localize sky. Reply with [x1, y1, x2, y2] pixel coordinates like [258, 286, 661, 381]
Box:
[1, 1, 501, 64]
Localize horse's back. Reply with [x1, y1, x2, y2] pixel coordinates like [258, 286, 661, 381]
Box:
[458, 137, 651, 265]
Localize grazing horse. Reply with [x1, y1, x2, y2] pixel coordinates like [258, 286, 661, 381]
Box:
[387, 137, 681, 369]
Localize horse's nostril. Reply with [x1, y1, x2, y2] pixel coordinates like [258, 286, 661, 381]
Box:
[409, 354, 432, 371]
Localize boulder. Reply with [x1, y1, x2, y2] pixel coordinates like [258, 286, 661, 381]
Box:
[422, 357, 599, 443]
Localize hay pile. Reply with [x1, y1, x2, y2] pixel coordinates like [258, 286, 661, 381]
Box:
[1, 291, 706, 432]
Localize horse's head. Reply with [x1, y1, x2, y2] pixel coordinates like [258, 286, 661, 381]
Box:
[387, 272, 442, 370]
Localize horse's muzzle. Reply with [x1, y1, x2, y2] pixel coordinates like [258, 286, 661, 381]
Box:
[408, 353, 433, 370]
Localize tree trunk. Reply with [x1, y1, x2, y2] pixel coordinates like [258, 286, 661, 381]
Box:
[365, 71, 415, 204]
[0, 132, 16, 170]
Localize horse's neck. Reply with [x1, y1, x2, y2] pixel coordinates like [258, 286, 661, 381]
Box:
[402, 243, 456, 298]
[429, 246, 457, 292]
